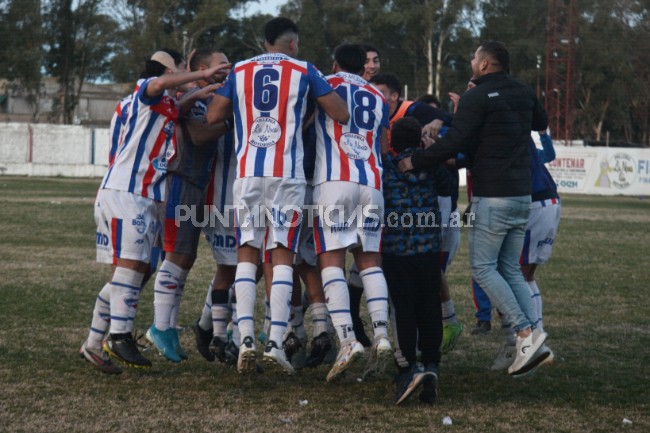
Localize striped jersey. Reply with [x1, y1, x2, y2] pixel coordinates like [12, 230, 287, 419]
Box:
[102, 78, 179, 201]
[216, 53, 333, 179]
[205, 131, 236, 212]
[167, 88, 219, 190]
[313, 72, 389, 190]
[108, 94, 133, 166]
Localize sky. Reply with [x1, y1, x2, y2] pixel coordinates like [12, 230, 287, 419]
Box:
[237, 0, 288, 17]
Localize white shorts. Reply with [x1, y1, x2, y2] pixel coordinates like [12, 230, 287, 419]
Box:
[295, 184, 317, 266]
[520, 198, 561, 265]
[312, 181, 384, 254]
[203, 207, 238, 266]
[94, 188, 159, 264]
[233, 177, 305, 252]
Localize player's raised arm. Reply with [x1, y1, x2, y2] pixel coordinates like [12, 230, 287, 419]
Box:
[316, 91, 350, 124]
[145, 63, 231, 99]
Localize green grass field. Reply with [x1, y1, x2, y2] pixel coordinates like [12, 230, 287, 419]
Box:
[0, 176, 648, 433]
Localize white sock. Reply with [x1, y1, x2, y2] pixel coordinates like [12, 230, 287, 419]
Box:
[153, 260, 188, 331]
[170, 284, 185, 329]
[322, 266, 355, 345]
[441, 300, 459, 325]
[198, 280, 213, 331]
[87, 283, 111, 349]
[211, 286, 231, 340]
[269, 264, 293, 345]
[109, 267, 144, 334]
[310, 302, 329, 337]
[528, 280, 544, 333]
[234, 261, 258, 341]
[360, 266, 389, 340]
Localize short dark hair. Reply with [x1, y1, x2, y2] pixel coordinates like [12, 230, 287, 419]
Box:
[370, 73, 401, 95]
[189, 48, 216, 72]
[362, 43, 380, 57]
[391, 117, 422, 153]
[264, 17, 299, 45]
[334, 44, 366, 75]
[416, 94, 440, 108]
[479, 41, 509, 72]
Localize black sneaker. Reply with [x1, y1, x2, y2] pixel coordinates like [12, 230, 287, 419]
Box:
[283, 332, 303, 362]
[209, 335, 228, 363]
[419, 363, 439, 404]
[395, 365, 427, 405]
[103, 332, 152, 368]
[352, 317, 372, 348]
[471, 320, 492, 335]
[305, 332, 332, 368]
[192, 319, 215, 362]
[224, 341, 239, 366]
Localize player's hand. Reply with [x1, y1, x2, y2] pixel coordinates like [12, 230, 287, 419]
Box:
[203, 63, 232, 84]
[448, 92, 461, 113]
[398, 156, 414, 172]
[195, 83, 221, 100]
[422, 119, 443, 140]
[421, 131, 435, 148]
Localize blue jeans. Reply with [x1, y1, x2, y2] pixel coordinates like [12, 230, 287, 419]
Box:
[468, 195, 535, 333]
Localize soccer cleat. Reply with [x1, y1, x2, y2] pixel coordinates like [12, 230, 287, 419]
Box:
[441, 322, 463, 354]
[471, 320, 492, 335]
[283, 332, 307, 370]
[419, 363, 439, 404]
[395, 364, 427, 405]
[209, 336, 229, 364]
[237, 336, 257, 374]
[257, 330, 268, 345]
[323, 331, 338, 365]
[103, 333, 152, 368]
[79, 342, 122, 374]
[508, 329, 548, 376]
[491, 344, 516, 371]
[191, 319, 215, 362]
[224, 341, 239, 366]
[170, 327, 188, 360]
[326, 340, 365, 382]
[146, 325, 182, 363]
[305, 332, 333, 368]
[363, 336, 393, 380]
[263, 340, 295, 375]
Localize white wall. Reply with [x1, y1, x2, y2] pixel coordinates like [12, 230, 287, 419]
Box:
[0, 122, 109, 176]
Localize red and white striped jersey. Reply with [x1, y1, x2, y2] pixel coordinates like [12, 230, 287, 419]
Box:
[102, 78, 179, 201]
[313, 72, 389, 190]
[205, 131, 237, 212]
[216, 53, 333, 179]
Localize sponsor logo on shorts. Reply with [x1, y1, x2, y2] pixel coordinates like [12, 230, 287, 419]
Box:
[132, 214, 147, 234]
[210, 234, 237, 250]
[152, 158, 167, 172]
[537, 237, 554, 248]
[96, 232, 109, 247]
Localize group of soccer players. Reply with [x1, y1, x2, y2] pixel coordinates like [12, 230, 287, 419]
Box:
[79, 16, 560, 406]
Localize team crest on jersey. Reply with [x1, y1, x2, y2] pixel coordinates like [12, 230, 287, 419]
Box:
[340, 132, 371, 161]
[249, 117, 282, 148]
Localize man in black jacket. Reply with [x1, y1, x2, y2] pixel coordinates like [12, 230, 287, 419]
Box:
[399, 41, 552, 377]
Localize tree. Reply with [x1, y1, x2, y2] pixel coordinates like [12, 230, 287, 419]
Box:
[0, 0, 44, 121]
[43, 0, 117, 123]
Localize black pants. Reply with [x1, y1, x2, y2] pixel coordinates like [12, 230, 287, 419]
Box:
[383, 253, 442, 369]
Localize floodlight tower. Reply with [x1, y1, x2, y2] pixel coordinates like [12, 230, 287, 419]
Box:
[545, 0, 577, 144]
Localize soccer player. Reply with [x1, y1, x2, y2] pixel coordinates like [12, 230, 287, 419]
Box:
[146, 48, 232, 363]
[80, 50, 230, 372]
[312, 44, 391, 382]
[362, 44, 381, 82]
[206, 17, 349, 375]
